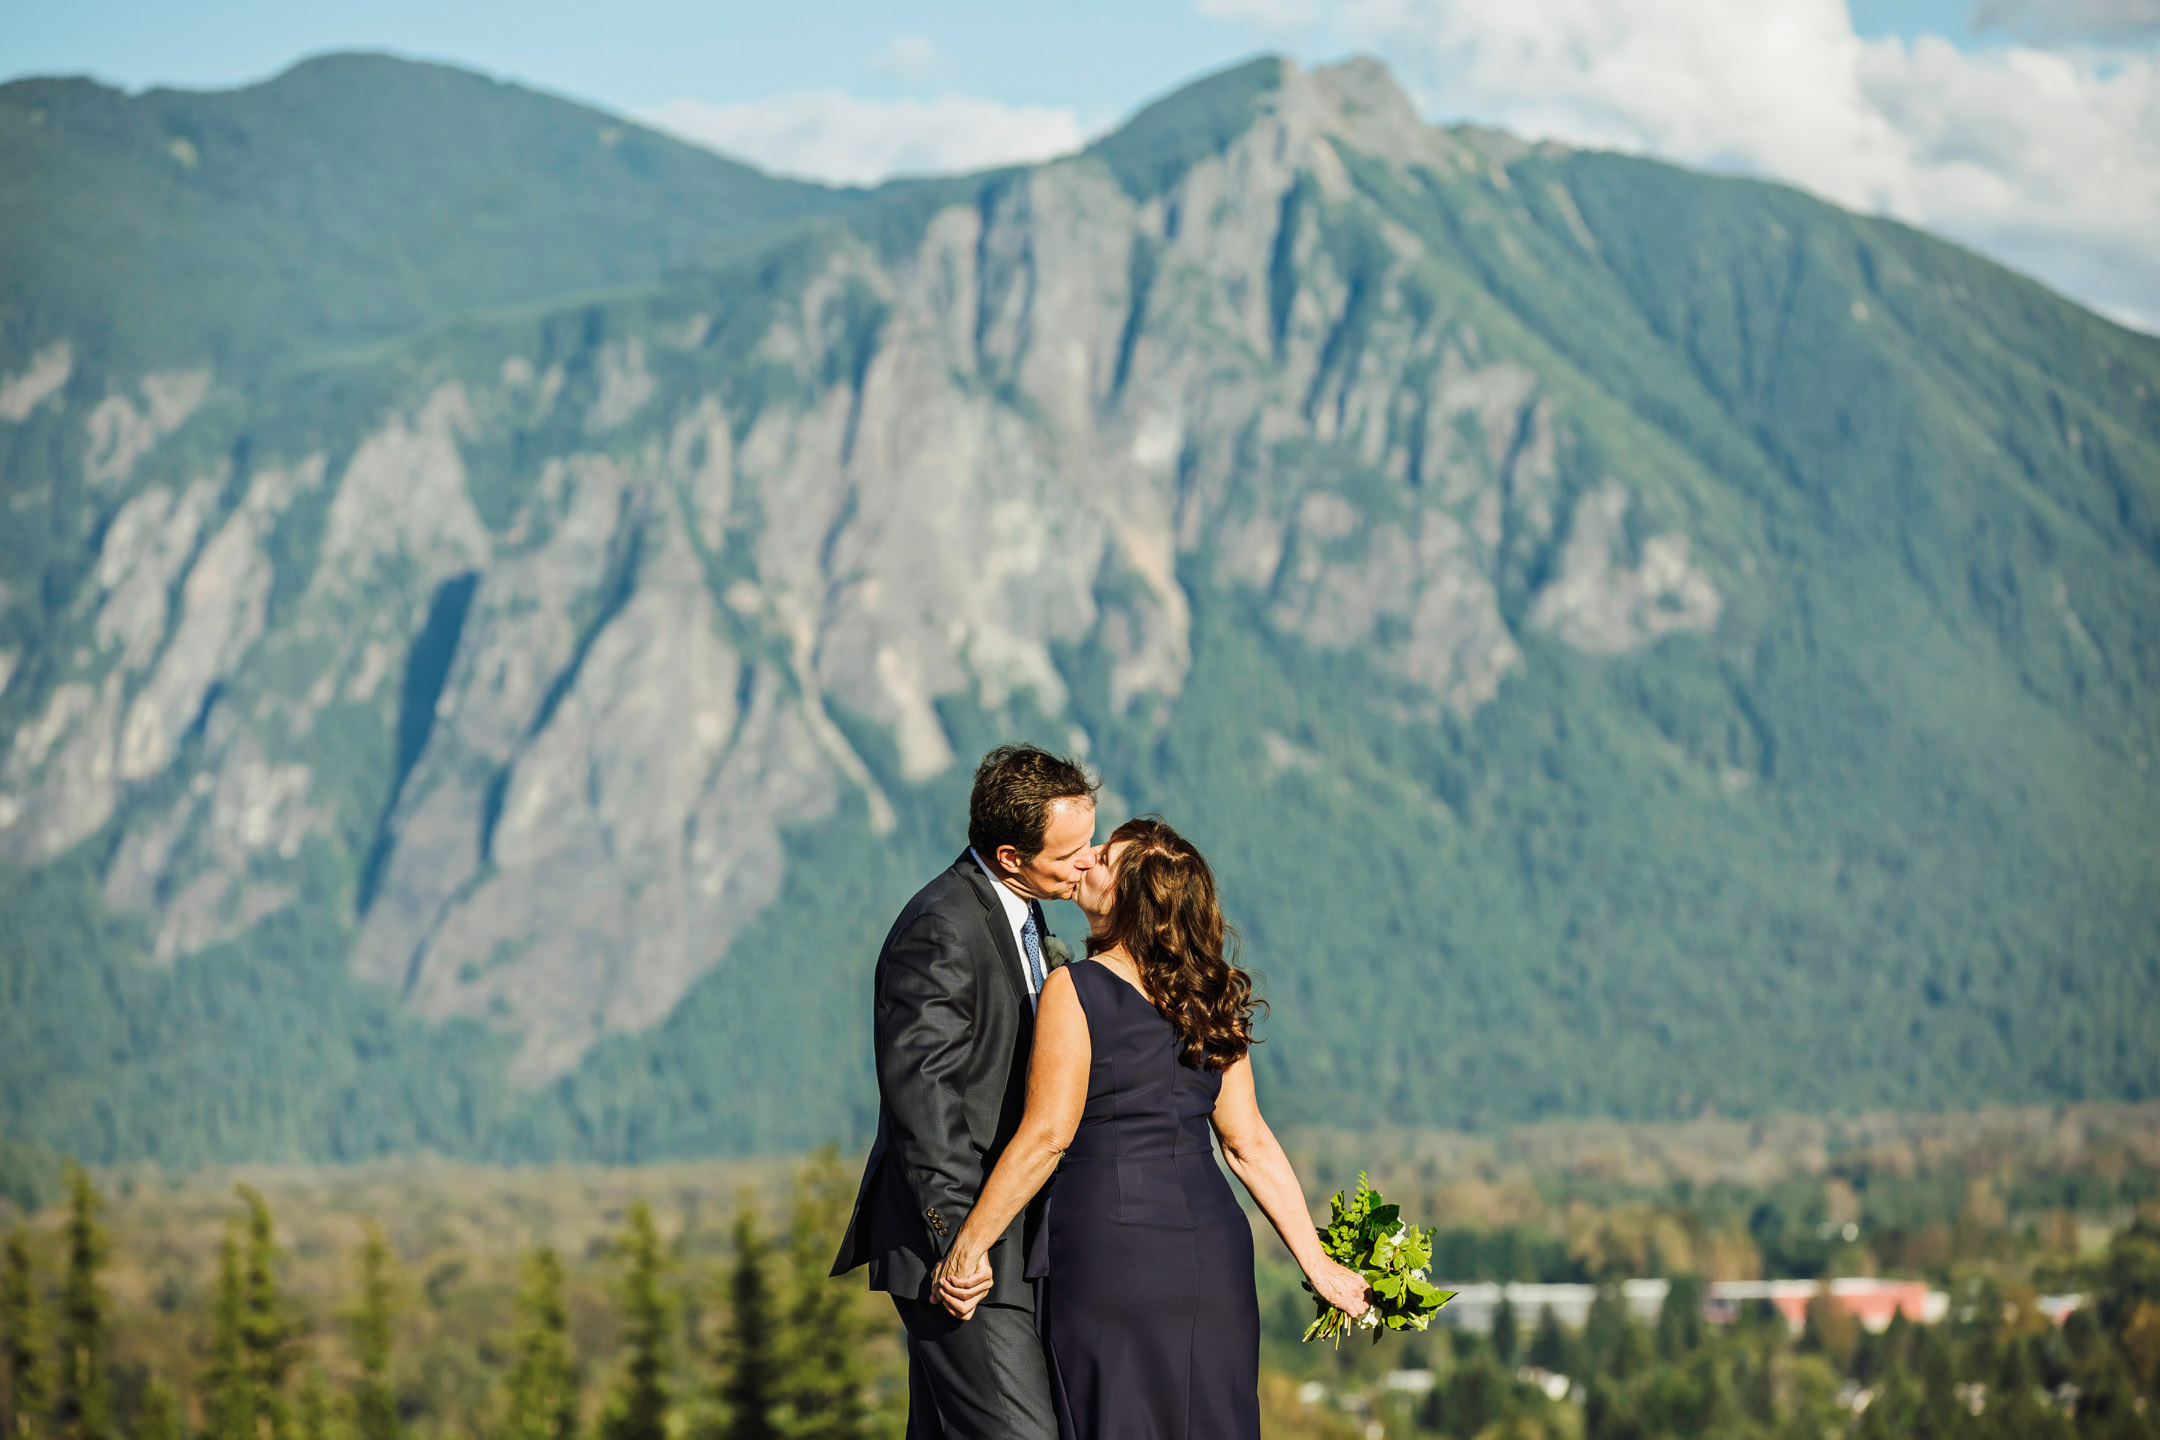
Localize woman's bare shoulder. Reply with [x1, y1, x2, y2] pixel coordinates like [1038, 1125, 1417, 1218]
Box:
[1033, 965, 1092, 1054]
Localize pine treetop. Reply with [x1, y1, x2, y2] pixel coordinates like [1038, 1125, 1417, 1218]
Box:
[3, 1230, 51, 1440]
[601, 1204, 668, 1440]
[502, 1248, 578, 1440]
[50, 1169, 112, 1440]
[714, 1208, 776, 1440]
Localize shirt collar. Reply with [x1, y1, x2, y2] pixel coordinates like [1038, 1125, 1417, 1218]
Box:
[968, 846, 1034, 928]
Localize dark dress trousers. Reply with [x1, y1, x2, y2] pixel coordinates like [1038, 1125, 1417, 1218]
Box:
[1029, 959, 1262, 1440]
[832, 851, 1061, 1440]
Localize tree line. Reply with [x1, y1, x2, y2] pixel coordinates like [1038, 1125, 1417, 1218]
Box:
[10, 1143, 2159, 1440]
[0, 1157, 878, 1440]
[1291, 1221, 2160, 1440]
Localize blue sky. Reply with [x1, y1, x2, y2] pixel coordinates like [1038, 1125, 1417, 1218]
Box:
[11, 1, 1249, 122]
[0, 0, 2033, 122]
[7, 0, 2157, 329]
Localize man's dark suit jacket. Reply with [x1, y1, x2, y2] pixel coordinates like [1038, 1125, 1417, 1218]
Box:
[831, 850, 1067, 1308]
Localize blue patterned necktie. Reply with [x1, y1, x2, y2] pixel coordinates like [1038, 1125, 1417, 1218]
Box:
[1021, 903, 1047, 1001]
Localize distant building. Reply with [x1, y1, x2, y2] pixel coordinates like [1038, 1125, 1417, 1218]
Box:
[1702, 1279, 1948, 1331]
[2037, 1294, 2086, 1325]
[1434, 1277, 1981, 1334]
[1437, 1280, 1669, 1332]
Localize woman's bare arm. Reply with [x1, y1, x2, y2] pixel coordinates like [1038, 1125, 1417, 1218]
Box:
[931, 965, 1091, 1317]
[1211, 1057, 1370, 1316]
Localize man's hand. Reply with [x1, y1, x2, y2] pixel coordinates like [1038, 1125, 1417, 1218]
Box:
[932, 1249, 994, 1320]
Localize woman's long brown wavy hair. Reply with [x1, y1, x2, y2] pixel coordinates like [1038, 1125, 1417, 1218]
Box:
[1087, 817, 1263, 1071]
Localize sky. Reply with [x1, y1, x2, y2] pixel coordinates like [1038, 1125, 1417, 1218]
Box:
[7, 0, 2157, 330]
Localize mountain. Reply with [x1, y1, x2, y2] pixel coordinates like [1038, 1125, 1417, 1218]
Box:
[0, 53, 2155, 1166]
[0, 52, 861, 375]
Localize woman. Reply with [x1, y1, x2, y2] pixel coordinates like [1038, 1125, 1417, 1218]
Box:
[932, 817, 1370, 1439]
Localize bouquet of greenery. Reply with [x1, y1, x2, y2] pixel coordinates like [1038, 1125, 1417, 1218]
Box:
[1302, 1173, 1455, 1345]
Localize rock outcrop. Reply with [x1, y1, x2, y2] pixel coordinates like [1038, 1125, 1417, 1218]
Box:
[3, 50, 2151, 1150]
[0, 60, 1744, 1078]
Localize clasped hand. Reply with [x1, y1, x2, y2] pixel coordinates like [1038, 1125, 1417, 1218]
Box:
[932, 1247, 995, 1320]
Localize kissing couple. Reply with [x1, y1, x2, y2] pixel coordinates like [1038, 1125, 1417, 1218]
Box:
[832, 745, 1371, 1439]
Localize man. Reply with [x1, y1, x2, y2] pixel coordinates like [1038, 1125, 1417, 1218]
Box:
[831, 744, 1098, 1440]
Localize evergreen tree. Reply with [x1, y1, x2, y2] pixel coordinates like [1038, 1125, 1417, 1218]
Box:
[501, 1249, 578, 1440]
[50, 1167, 113, 1440]
[1581, 1374, 1641, 1440]
[1582, 1282, 1648, 1382]
[1526, 1304, 1570, 1376]
[1976, 1367, 2069, 1440]
[1911, 1319, 1959, 1420]
[1490, 1295, 1519, 1368]
[134, 1384, 182, 1440]
[1684, 1349, 1737, 1434]
[1853, 1365, 1925, 1440]
[1654, 1276, 1703, 1360]
[2100, 1217, 2160, 1399]
[601, 1203, 669, 1440]
[205, 1230, 251, 1440]
[1421, 1352, 1506, 1439]
[3, 1230, 50, 1440]
[237, 1189, 299, 1440]
[1993, 1326, 2039, 1396]
[1798, 1287, 1859, 1367]
[1738, 1341, 1780, 1427]
[773, 1154, 866, 1440]
[1850, 1316, 1893, 1387]
[712, 1208, 776, 1440]
[295, 1372, 329, 1440]
[2067, 1349, 2149, 1440]
[349, 1229, 399, 1440]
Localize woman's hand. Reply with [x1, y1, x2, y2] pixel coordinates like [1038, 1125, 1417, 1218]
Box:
[933, 1246, 994, 1321]
[923, 968, 1091, 1324]
[1307, 1256, 1371, 1319]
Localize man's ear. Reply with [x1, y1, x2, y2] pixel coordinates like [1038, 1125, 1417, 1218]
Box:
[993, 844, 1023, 878]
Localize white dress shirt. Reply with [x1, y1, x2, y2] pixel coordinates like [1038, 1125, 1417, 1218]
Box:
[969, 846, 1043, 1007]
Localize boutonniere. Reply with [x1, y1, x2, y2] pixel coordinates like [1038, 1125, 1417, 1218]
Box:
[1042, 934, 1074, 971]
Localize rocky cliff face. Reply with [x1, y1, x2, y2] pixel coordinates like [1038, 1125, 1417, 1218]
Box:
[1, 54, 2154, 1158]
[4, 61, 1718, 1080]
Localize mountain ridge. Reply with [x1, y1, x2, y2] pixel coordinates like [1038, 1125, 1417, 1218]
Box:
[0, 51, 856, 377]
[0, 52, 2154, 1165]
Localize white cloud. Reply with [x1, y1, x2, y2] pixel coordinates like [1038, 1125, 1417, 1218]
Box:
[1197, 0, 1319, 25]
[1206, 0, 2160, 328]
[873, 34, 939, 80]
[644, 91, 1087, 187]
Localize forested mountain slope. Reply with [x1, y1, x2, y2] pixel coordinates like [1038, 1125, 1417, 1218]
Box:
[0, 54, 2155, 1164]
[0, 52, 855, 373]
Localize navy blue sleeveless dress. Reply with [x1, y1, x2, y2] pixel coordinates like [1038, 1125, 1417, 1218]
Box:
[1028, 959, 1261, 1440]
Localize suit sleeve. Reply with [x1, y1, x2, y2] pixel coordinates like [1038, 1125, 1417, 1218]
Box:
[874, 908, 979, 1256]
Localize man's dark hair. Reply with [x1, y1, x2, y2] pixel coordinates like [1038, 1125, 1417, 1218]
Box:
[968, 744, 1098, 862]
